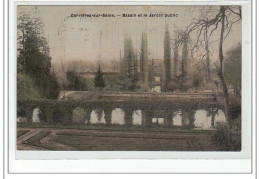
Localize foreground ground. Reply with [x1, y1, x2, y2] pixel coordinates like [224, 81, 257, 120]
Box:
[17, 124, 221, 151]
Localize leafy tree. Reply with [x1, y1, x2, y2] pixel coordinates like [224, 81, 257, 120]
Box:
[164, 26, 171, 84]
[192, 74, 203, 89]
[212, 116, 241, 151]
[148, 59, 155, 88]
[185, 6, 241, 117]
[44, 73, 61, 99]
[17, 73, 42, 100]
[140, 32, 149, 89]
[223, 44, 241, 95]
[17, 12, 60, 99]
[93, 66, 106, 90]
[66, 70, 87, 91]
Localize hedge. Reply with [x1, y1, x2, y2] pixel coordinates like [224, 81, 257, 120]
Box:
[17, 99, 224, 125]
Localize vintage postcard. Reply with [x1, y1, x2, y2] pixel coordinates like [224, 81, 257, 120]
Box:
[7, 0, 254, 172]
[15, 4, 243, 152]
[5, 0, 254, 173]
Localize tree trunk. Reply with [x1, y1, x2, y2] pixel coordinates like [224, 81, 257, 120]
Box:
[218, 6, 230, 118]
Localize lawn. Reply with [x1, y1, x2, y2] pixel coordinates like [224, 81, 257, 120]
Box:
[17, 130, 30, 138]
[52, 130, 219, 151]
[23, 131, 63, 150]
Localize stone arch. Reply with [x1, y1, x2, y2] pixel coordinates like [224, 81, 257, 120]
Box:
[194, 109, 212, 129]
[172, 109, 182, 126]
[32, 107, 40, 123]
[214, 109, 227, 125]
[111, 108, 125, 125]
[89, 109, 106, 124]
[132, 109, 142, 125]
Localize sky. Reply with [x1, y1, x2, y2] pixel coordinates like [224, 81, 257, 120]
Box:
[17, 5, 242, 64]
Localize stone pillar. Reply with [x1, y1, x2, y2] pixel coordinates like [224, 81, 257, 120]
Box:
[181, 110, 189, 126]
[210, 107, 218, 127]
[95, 109, 103, 123]
[104, 109, 112, 125]
[141, 110, 146, 126]
[84, 109, 92, 125]
[143, 110, 152, 127]
[124, 109, 133, 126]
[164, 110, 172, 127]
[45, 108, 53, 123]
[187, 109, 196, 128]
[26, 109, 33, 123]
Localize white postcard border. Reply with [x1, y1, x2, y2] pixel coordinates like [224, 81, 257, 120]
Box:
[7, 0, 253, 174]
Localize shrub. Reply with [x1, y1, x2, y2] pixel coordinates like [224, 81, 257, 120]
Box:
[17, 73, 42, 100]
[228, 95, 241, 121]
[162, 79, 180, 92]
[212, 116, 241, 151]
[192, 74, 203, 89]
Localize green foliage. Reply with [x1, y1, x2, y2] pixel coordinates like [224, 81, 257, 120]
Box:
[223, 44, 241, 94]
[17, 130, 30, 138]
[120, 36, 140, 90]
[179, 34, 189, 91]
[18, 99, 223, 124]
[138, 83, 149, 92]
[72, 107, 86, 123]
[17, 13, 60, 99]
[25, 131, 51, 144]
[122, 36, 136, 77]
[85, 78, 95, 91]
[23, 131, 62, 150]
[162, 78, 180, 92]
[164, 26, 171, 83]
[117, 73, 140, 91]
[17, 73, 42, 100]
[66, 70, 88, 91]
[140, 32, 149, 87]
[93, 66, 106, 90]
[192, 74, 203, 89]
[228, 95, 241, 121]
[178, 61, 189, 91]
[212, 116, 241, 151]
[44, 73, 61, 99]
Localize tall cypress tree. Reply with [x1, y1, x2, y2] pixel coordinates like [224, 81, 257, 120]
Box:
[123, 36, 135, 78]
[140, 32, 149, 87]
[119, 36, 139, 90]
[93, 66, 106, 90]
[164, 26, 171, 84]
[179, 33, 189, 90]
[173, 39, 179, 77]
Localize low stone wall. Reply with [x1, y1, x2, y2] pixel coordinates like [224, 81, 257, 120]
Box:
[17, 99, 224, 126]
